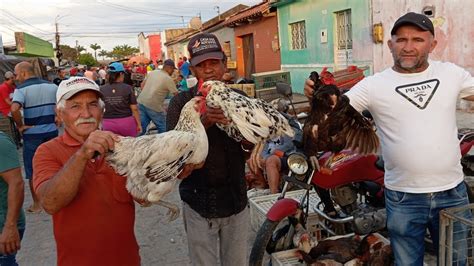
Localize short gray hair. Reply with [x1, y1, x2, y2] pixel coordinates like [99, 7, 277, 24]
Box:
[57, 98, 105, 110]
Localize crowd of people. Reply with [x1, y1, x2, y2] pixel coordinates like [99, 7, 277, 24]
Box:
[0, 12, 473, 266]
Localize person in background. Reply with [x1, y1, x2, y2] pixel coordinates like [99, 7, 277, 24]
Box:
[0, 131, 25, 266]
[100, 62, 141, 137]
[69, 67, 78, 77]
[137, 59, 178, 134]
[98, 65, 107, 86]
[156, 60, 164, 70]
[177, 57, 184, 69]
[146, 61, 155, 73]
[0, 72, 16, 118]
[177, 74, 189, 92]
[11, 62, 58, 214]
[179, 56, 190, 78]
[53, 68, 67, 86]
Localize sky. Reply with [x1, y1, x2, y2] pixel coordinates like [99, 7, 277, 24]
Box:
[0, 0, 260, 55]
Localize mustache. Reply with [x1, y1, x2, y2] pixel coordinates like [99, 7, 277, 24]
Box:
[74, 117, 98, 126]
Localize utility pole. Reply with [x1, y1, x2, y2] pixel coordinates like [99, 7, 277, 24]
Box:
[55, 20, 62, 66]
[75, 40, 79, 59]
[214, 6, 220, 18]
[181, 16, 185, 28]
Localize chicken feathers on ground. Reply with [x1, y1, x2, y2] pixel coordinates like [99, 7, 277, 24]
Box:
[199, 80, 294, 168]
[106, 97, 208, 221]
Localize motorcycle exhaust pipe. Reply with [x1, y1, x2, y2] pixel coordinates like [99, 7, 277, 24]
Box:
[312, 203, 354, 224]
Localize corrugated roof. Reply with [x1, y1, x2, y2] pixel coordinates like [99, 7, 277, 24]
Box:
[224, 1, 272, 27]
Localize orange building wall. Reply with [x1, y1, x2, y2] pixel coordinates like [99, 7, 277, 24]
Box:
[234, 15, 281, 77]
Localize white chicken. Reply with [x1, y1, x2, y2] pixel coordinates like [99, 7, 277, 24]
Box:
[199, 80, 294, 168]
[106, 97, 208, 221]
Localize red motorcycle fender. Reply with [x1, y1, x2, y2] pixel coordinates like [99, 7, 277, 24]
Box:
[266, 198, 299, 222]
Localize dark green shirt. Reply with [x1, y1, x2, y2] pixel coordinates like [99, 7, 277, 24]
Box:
[0, 131, 25, 230]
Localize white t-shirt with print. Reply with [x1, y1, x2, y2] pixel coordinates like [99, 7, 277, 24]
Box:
[346, 60, 474, 193]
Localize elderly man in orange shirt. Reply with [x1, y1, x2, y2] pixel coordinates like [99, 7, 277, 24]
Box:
[32, 77, 140, 266]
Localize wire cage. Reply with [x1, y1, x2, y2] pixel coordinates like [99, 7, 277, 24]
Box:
[439, 203, 474, 265]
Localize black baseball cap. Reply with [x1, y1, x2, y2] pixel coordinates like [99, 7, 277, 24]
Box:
[187, 33, 225, 66]
[391, 12, 434, 36]
[163, 59, 176, 69]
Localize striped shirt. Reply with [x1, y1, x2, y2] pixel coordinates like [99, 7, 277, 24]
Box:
[12, 77, 58, 138]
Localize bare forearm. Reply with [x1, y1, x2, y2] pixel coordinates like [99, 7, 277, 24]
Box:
[4, 170, 24, 228]
[37, 151, 89, 214]
[131, 105, 141, 126]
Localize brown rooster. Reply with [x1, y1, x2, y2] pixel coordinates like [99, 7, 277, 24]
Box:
[305, 69, 379, 156]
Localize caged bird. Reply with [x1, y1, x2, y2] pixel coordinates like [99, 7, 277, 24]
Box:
[198, 80, 294, 169]
[106, 97, 208, 221]
[305, 69, 379, 155]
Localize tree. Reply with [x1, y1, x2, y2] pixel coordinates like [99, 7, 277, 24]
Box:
[108, 44, 139, 60]
[77, 45, 86, 54]
[60, 44, 79, 62]
[77, 53, 97, 67]
[98, 50, 108, 60]
[90, 43, 101, 61]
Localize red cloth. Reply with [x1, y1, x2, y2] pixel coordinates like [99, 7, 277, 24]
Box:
[0, 82, 15, 116]
[33, 131, 140, 266]
[136, 66, 147, 75]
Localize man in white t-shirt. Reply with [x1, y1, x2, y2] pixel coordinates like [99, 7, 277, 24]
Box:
[305, 12, 474, 265]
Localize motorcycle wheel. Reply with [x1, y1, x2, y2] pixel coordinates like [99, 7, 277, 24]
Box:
[249, 218, 294, 266]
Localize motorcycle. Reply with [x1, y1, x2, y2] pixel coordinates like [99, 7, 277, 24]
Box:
[248, 87, 474, 266]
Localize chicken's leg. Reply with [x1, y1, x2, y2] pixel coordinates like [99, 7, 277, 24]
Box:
[155, 200, 180, 222]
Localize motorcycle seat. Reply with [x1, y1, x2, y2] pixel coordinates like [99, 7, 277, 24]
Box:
[375, 156, 385, 171]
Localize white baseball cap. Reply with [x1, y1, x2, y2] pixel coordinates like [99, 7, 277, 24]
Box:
[56, 76, 103, 104]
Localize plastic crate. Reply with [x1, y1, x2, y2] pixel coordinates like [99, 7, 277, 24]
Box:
[249, 190, 321, 233]
[439, 203, 474, 265]
[252, 70, 291, 91]
[271, 233, 390, 266]
[271, 249, 305, 266]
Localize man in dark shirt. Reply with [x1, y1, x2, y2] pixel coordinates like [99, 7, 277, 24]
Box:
[53, 68, 67, 86]
[166, 33, 249, 266]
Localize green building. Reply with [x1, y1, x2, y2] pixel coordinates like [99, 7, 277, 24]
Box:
[275, 0, 373, 93]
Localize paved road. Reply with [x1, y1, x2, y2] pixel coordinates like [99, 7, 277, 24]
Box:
[14, 111, 474, 265]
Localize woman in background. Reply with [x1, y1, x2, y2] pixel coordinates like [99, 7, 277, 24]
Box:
[100, 62, 142, 137]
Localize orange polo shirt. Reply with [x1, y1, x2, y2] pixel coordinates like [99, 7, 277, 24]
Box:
[33, 131, 140, 266]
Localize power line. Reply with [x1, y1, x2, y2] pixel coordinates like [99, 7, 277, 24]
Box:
[1, 9, 52, 34]
[97, 0, 194, 18]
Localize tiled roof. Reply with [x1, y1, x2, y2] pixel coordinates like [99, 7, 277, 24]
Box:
[224, 1, 272, 27]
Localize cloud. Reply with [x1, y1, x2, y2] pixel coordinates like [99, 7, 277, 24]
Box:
[1, 0, 259, 52]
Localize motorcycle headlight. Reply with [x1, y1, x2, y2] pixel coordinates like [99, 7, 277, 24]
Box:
[287, 153, 309, 175]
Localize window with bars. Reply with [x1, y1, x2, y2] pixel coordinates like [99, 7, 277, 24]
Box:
[335, 9, 352, 50]
[289, 21, 307, 50]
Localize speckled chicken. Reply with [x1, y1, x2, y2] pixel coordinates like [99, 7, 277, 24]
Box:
[199, 80, 294, 167]
[106, 97, 208, 221]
